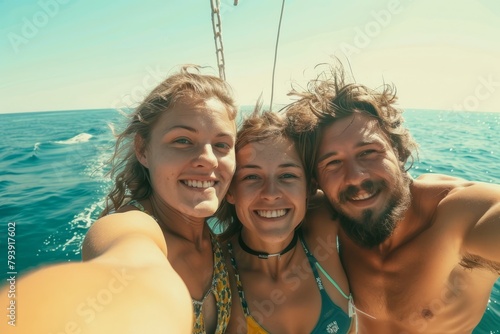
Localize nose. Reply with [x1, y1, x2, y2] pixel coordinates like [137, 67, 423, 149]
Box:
[194, 144, 218, 168]
[260, 179, 282, 201]
[343, 160, 369, 186]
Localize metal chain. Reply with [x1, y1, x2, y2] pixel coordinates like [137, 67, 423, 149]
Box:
[210, 0, 226, 81]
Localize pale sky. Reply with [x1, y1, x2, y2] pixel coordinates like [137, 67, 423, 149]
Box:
[1, 0, 500, 113]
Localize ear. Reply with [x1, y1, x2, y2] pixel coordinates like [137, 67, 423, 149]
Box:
[225, 189, 236, 205]
[134, 134, 149, 168]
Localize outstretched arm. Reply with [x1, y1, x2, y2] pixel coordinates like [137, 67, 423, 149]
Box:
[0, 212, 193, 333]
[450, 182, 500, 272]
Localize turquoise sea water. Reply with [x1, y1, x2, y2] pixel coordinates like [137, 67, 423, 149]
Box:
[0, 108, 499, 332]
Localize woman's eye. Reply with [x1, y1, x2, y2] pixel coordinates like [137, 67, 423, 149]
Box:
[281, 173, 297, 179]
[215, 142, 231, 150]
[242, 174, 258, 180]
[327, 159, 341, 166]
[174, 138, 191, 144]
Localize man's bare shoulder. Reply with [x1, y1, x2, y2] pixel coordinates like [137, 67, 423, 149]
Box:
[414, 173, 469, 184]
[413, 173, 500, 238]
[414, 173, 498, 200]
[412, 173, 474, 199]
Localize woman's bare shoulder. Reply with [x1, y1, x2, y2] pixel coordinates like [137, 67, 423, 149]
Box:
[82, 210, 167, 261]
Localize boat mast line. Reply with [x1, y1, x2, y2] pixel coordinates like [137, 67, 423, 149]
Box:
[269, 0, 286, 112]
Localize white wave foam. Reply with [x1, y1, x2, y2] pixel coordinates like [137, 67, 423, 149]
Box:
[84, 149, 112, 180]
[40, 199, 105, 256]
[55, 133, 93, 144]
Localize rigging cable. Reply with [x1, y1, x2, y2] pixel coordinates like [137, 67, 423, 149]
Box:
[269, 0, 286, 112]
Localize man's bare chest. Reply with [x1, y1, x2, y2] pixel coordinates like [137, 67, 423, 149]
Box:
[341, 234, 465, 320]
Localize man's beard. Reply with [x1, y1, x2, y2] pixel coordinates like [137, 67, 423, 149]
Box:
[332, 174, 412, 248]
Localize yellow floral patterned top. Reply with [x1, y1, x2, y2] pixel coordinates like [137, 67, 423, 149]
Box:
[192, 233, 231, 333]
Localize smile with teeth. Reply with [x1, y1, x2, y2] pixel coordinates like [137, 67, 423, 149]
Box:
[182, 180, 216, 188]
[350, 190, 377, 201]
[256, 209, 288, 218]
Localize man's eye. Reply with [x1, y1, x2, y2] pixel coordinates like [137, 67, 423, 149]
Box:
[360, 150, 377, 157]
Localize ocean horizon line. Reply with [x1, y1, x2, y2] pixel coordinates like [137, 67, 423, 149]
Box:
[1, 106, 500, 115]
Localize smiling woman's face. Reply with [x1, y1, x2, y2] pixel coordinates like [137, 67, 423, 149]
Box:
[136, 96, 236, 219]
[227, 137, 307, 244]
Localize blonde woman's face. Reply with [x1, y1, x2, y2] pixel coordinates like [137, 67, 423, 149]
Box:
[137, 96, 236, 219]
